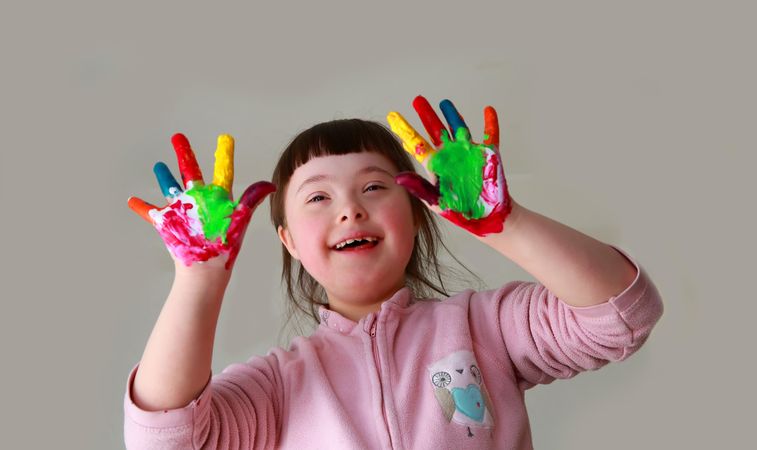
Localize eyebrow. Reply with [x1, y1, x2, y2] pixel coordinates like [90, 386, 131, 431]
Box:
[295, 165, 394, 196]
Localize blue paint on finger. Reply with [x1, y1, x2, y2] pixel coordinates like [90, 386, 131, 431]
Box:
[440, 99, 469, 139]
[153, 162, 183, 198]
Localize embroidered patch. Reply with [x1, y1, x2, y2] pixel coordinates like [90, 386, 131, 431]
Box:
[428, 350, 494, 434]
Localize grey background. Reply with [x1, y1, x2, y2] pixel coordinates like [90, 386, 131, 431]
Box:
[1, 0, 754, 448]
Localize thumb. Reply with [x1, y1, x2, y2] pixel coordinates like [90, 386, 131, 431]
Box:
[395, 172, 441, 212]
[223, 181, 277, 270]
[228, 180, 277, 230]
[237, 181, 277, 211]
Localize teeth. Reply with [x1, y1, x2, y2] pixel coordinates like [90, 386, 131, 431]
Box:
[335, 237, 378, 250]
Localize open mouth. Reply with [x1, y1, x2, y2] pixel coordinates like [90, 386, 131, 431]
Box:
[333, 237, 380, 251]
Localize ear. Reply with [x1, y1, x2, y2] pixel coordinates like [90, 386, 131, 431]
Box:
[277, 225, 300, 261]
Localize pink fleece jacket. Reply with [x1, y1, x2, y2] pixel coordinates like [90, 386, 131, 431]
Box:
[123, 245, 663, 449]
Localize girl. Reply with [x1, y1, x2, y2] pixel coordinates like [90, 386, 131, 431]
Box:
[124, 96, 664, 449]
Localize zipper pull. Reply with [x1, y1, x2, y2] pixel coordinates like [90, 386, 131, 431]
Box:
[363, 313, 376, 337]
[364, 312, 377, 336]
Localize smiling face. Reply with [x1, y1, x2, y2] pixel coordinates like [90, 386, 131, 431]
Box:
[278, 151, 418, 313]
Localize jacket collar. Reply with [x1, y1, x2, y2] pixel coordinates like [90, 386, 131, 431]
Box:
[318, 286, 413, 335]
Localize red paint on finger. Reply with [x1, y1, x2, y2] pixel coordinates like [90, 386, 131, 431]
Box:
[171, 133, 203, 186]
[413, 96, 447, 146]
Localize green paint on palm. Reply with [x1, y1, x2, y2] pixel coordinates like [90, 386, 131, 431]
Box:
[429, 127, 486, 220]
[186, 185, 238, 243]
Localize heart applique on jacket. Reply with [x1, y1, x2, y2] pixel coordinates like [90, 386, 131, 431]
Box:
[451, 384, 485, 422]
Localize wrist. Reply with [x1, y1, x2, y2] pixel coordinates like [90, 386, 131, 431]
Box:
[504, 198, 524, 231]
[174, 257, 233, 286]
[475, 198, 525, 244]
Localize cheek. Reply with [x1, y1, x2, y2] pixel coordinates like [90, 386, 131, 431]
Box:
[289, 215, 330, 270]
[385, 198, 418, 254]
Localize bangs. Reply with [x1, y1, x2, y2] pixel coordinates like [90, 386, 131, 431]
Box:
[276, 119, 414, 182]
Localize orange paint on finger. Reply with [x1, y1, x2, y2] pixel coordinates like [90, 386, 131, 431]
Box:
[483, 106, 499, 146]
[128, 197, 157, 224]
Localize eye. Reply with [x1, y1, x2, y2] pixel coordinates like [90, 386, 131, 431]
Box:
[307, 194, 327, 203]
[364, 184, 385, 192]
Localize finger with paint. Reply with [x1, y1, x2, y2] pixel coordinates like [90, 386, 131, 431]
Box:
[127, 161, 184, 224]
[171, 133, 205, 189]
[154, 162, 183, 200]
[387, 96, 513, 237]
[438, 98, 469, 140]
[482, 106, 499, 147]
[386, 111, 436, 164]
[128, 133, 276, 269]
[212, 134, 234, 195]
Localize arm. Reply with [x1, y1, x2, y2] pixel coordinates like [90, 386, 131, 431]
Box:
[131, 259, 230, 411]
[126, 133, 275, 411]
[125, 257, 283, 449]
[390, 96, 663, 388]
[387, 96, 635, 307]
[478, 199, 639, 307]
[471, 200, 662, 388]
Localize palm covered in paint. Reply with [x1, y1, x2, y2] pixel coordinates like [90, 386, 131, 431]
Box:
[387, 96, 513, 236]
[128, 133, 275, 269]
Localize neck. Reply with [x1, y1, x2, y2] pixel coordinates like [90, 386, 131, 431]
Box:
[326, 280, 406, 322]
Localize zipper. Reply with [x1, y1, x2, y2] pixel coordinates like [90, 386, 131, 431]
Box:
[370, 318, 393, 447]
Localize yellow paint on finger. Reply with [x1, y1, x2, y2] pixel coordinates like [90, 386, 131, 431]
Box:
[387, 112, 435, 163]
[213, 134, 235, 193]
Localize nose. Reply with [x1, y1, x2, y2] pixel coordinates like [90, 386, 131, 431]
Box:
[338, 197, 368, 223]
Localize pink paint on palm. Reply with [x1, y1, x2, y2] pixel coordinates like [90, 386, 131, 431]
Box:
[480, 150, 504, 209]
[147, 181, 276, 269]
[152, 197, 225, 265]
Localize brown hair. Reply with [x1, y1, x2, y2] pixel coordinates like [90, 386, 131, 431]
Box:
[270, 118, 481, 337]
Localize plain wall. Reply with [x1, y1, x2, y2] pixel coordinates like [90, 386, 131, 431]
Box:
[1, 0, 754, 448]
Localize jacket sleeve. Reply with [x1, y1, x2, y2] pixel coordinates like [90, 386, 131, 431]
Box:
[123, 354, 283, 449]
[472, 245, 664, 391]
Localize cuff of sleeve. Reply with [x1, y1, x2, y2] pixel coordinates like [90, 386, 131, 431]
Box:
[123, 362, 213, 429]
[562, 245, 652, 318]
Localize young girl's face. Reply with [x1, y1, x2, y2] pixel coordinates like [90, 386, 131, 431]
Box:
[278, 151, 418, 310]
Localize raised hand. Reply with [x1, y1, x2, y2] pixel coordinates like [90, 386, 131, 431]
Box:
[387, 95, 513, 237]
[128, 133, 275, 270]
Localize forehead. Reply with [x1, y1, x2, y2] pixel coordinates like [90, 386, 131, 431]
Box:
[287, 152, 398, 189]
